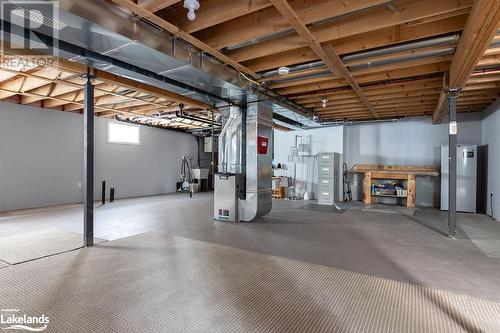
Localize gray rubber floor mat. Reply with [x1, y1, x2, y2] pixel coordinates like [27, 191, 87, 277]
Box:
[0, 228, 106, 264]
[0, 232, 499, 332]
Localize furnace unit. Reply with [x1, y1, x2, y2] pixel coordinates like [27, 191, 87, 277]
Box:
[214, 100, 273, 222]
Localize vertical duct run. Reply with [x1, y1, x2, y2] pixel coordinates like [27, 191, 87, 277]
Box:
[218, 106, 244, 174]
[239, 101, 273, 221]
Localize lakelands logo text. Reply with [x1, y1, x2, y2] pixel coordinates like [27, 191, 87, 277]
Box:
[0, 309, 49, 332]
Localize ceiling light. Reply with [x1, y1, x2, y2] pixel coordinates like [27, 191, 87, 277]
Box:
[184, 0, 200, 21]
[278, 66, 290, 76]
[320, 97, 328, 108]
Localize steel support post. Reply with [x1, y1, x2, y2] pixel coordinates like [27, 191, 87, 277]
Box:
[448, 89, 460, 238]
[83, 72, 95, 247]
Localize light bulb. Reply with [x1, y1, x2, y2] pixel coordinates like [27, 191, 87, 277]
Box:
[320, 97, 328, 108]
[187, 8, 196, 21]
[184, 0, 200, 21]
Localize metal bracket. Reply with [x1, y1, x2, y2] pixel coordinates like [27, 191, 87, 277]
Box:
[80, 68, 96, 82]
[446, 87, 461, 97]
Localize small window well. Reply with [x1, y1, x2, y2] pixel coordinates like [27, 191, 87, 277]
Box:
[107, 122, 140, 145]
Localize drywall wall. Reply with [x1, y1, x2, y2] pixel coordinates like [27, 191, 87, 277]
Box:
[273, 114, 483, 207]
[482, 98, 500, 220]
[0, 102, 198, 211]
[273, 126, 343, 198]
[345, 114, 483, 207]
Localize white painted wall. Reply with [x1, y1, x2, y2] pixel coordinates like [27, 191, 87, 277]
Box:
[273, 114, 483, 207]
[0, 102, 198, 211]
[273, 126, 343, 198]
[482, 98, 500, 220]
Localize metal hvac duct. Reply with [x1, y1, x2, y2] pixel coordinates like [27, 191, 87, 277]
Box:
[218, 106, 244, 174]
[268, 47, 456, 85]
[238, 100, 273, 221]
[0, 0, 315, 126]
[261, 33, 461, 81]
[215, 99, 273, 222]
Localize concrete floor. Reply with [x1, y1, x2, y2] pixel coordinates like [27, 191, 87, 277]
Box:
[1, 192, 500, 303]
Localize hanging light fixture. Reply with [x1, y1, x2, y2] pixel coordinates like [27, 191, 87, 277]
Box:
[184, 0, 200, 21]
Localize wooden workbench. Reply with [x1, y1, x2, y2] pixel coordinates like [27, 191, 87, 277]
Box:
[352, 165, 440, 208]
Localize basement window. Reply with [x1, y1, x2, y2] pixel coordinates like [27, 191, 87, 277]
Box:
[107, 122, 140, 145]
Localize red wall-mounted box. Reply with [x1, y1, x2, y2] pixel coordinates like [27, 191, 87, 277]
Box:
[257, 136, 269, 154]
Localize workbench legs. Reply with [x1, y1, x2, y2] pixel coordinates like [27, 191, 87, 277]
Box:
[363, 172, 416, 208]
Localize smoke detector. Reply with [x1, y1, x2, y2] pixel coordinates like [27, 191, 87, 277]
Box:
[184, 0, 200, 21]
[278, 66, 290, 76]
[320, 97, 328, 108]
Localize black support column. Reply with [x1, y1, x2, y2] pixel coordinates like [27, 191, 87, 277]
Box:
[447, 88, 460, 238]
[83, 71, 95, 247]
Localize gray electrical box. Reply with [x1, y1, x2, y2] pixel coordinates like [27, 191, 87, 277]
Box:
[317, 153, 342, 205]
[214, 173, 245, 222]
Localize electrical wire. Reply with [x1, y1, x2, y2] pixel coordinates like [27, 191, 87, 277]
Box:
[239, 71, 263, 86]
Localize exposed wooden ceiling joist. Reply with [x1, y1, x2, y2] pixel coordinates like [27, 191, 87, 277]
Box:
[3, 0, 499, 124]
[109, 0, 259, 79]
[225, 0, 472, 63]
[268, 0, 379, 118]
[277, 61, 450, 96]
[56, 59, 209, 110]
[138, 0, 180, 13]
[195, 0, 391, 50]
[243, 14, 466, 72]
[433, 0, 500, 123]
[160, 0, 273, 34]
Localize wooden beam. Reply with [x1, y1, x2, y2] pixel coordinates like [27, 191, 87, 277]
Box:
[0, 66, 187, 112]
[160, 0, 272, 33]
[138, 0, 180, 13]
[109, 0, 259, 79]
[56, 59, 209, 109]
[0, 86, 152, 117]
[195, 0, 391, 50]
[240, 14, 467, 68]
[291, 77, 444, 101]
[433, 0, 500, 122]
[0, 67, 59, 99]
[225, 0, 471, 63]
[268, 0, 379, 118]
